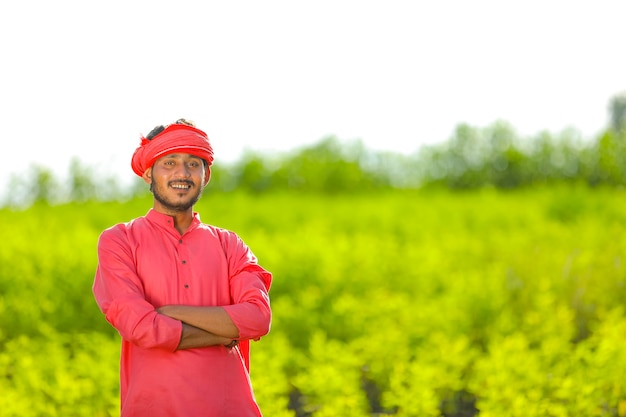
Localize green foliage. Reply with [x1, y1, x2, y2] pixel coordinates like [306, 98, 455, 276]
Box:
[6, 165, 61, 207]
[609, 91, 626, 133]
[0, 331, 119, 417]
[418, 122, 597, 189]
[210, 137, 394, 194]
[2, 187, 626, 416]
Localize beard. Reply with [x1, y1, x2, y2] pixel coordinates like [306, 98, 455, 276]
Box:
[151, 180, 204, 212]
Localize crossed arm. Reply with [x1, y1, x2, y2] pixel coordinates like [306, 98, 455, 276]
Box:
[158, 305, 239, 350]
[95, 227, 271, 353]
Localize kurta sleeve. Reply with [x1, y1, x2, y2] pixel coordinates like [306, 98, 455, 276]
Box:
[93, 225, 182, 351]
[218, 231, 272, 341]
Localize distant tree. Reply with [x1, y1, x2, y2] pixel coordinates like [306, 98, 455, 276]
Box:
[482, 121, 527, 188]
[230, 150, 274, 193]
[586, 130, 626, 186]
[360, 150, 418, 188]
[28, 165, 60, 205]
[68, 158, 96, 202]
[609, 92, 626, 133]
[275, 137, 387, 192]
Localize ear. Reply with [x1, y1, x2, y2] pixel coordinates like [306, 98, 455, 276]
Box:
[203, 167, 211, 185]
[142, 167, 153, 185]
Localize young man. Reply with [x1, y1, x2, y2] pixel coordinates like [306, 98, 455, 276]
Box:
[93, 119, 272, 417]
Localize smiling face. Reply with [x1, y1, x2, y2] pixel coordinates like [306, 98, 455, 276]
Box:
[142, 153, 210, 214]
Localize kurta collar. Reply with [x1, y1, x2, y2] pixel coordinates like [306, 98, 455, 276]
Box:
[145, 209, 202, 236]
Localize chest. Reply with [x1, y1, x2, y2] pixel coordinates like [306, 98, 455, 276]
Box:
[133, 232, 231, 306]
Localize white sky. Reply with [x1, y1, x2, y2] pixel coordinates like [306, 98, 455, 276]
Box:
[1, 0, 625, 190]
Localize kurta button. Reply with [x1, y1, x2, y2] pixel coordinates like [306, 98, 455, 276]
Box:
[182, 260, 187, 264]
[184, 284, 189, 289]
[179, 239, 183, 244]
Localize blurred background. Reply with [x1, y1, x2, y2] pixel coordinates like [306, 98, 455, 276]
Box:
[2, 2, 626, 417]
[1, 0, 625, 204]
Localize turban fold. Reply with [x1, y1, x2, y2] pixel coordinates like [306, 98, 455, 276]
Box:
[131, 124, 214, 177]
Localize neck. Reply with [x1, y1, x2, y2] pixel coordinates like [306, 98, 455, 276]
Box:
[153, 204, 194, 235]
[170, 211, 193, 235]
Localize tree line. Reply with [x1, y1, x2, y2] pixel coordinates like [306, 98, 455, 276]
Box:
[3, 92, 626, 207]
[3, 122, 626, 208]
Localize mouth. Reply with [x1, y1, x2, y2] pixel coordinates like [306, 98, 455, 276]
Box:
[169, 181, 193, 191]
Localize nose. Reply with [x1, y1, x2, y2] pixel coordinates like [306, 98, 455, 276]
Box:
[174, 163, 192, 178]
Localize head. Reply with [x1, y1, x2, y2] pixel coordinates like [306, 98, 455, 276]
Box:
[131, 118, 213, 213]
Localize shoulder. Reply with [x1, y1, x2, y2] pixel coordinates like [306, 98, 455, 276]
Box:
[196, 223, 249, 252]
[98, 217, 145, 246]
[101, 217, 145, 234]
[198, 223, 241, 243]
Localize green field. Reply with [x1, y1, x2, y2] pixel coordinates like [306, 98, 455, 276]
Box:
[1, 186, 626, 416]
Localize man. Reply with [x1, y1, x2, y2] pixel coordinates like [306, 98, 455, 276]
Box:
[93, 119, 272, 417]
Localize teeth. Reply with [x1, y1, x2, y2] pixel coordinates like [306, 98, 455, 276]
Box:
[172, 184, 190, 189]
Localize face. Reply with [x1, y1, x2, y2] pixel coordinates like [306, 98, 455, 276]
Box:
[143, 153, 210, 213]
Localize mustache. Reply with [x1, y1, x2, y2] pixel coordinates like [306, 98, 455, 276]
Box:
[168, 180, 194, 187]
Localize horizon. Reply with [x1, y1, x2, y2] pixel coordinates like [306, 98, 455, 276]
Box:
[1, 1, 625, 191]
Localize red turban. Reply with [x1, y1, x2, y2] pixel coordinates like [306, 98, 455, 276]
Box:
[131, 124, 214, 177]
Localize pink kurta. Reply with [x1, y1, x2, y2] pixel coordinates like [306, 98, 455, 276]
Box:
[93, 209, 272, 417]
